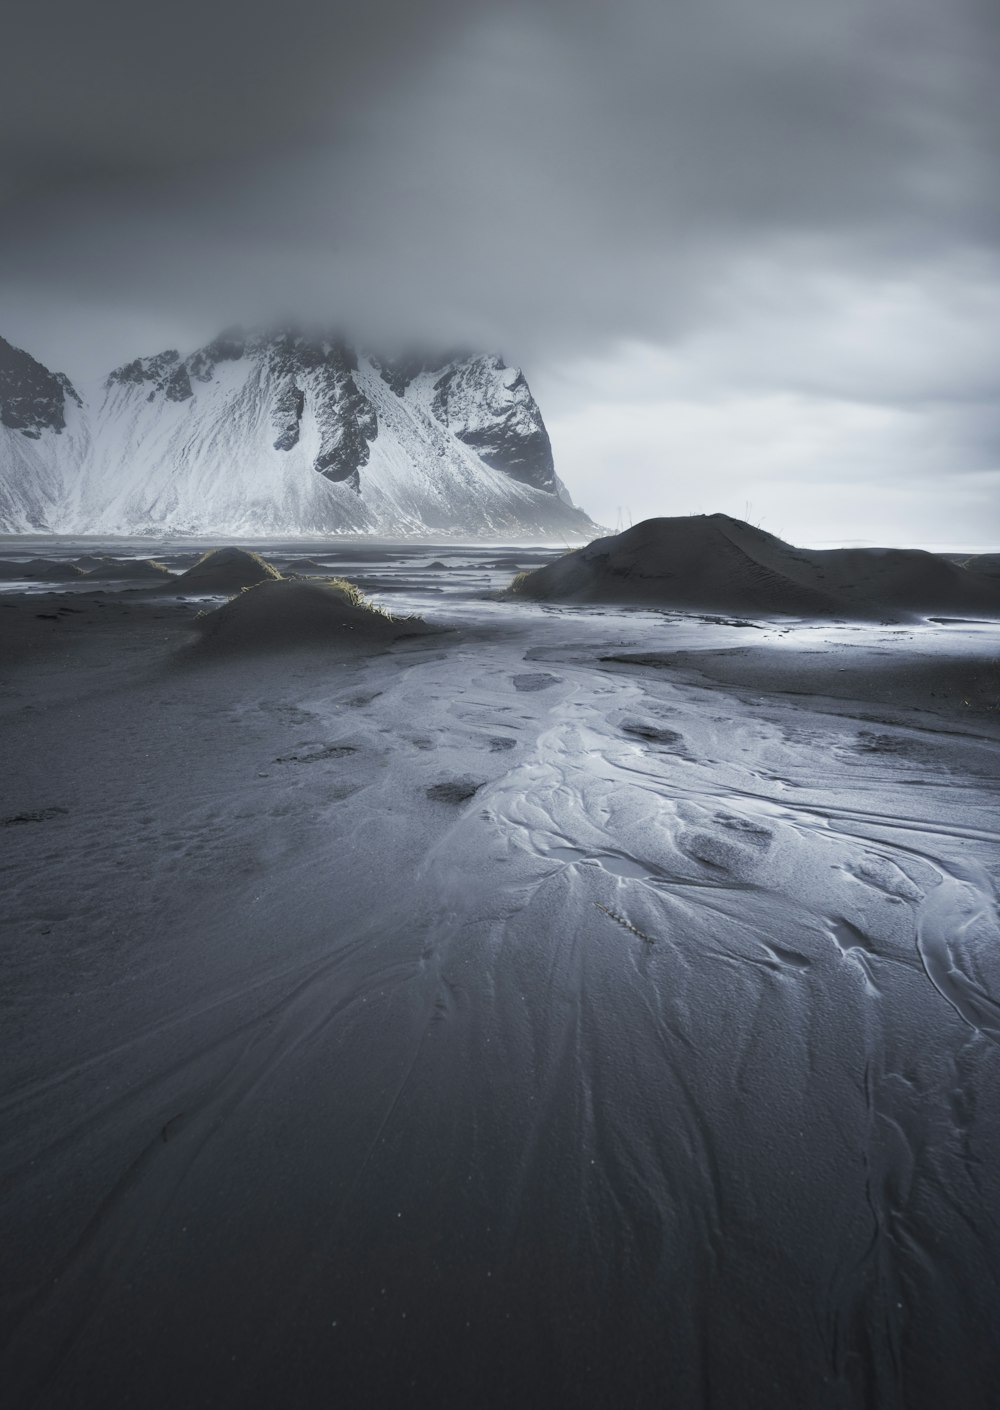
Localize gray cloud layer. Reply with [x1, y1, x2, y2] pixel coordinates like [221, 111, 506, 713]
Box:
[2, 0, 997, 542]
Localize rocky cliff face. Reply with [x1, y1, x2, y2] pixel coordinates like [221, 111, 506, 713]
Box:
[375, 351, 557, 492]
[0, 337, 88, 531]
[107, 349, 194, 404]
[0, 328, 594, 538]
[0, 336, 82, 437]
[105, 332, 381, 490]
[430, 355, 557, 492]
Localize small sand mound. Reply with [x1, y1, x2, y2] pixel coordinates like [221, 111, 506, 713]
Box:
[79, 556, 173, 580]
[191, 578, 426, 654]
[0, 558, 87, 582]
[512, 515, 1000, 620]
[175, 547, 282, 594]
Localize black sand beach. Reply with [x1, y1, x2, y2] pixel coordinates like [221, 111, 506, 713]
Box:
[2, 540, 999, 1409]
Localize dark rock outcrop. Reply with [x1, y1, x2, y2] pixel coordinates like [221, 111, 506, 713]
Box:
[264, 336, 378, 486]
[0, 337, 82, 438]
[430, 355, 556, 492]
[107, 350, 193, 403]
[374, 352, 453, 397]
[271, 379, 305, 451]
[122, 330, 381, 489]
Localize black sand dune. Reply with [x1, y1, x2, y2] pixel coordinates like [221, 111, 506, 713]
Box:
[0, 557, 88, 582]
[809, 542, 1000, 614]
[966, 552, 1000, 580]
[513, 514, 1000, 619]
[78, 556, 173, 581]
[174, 546, 282, 593]
[190, 577, 426, 654]
[73, 555, 115, 570]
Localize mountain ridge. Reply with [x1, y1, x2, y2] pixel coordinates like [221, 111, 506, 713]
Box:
[0, 329, 595, 539]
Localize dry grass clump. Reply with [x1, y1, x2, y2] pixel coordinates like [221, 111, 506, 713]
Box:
[315, 576, 394, 617]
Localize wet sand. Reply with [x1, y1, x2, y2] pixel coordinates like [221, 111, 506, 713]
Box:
[2, 543, 999, 1409]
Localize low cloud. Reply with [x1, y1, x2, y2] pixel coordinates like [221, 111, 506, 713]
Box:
[2, 0, 997, 544]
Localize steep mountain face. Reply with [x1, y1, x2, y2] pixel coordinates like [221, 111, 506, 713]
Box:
[0, 329, 593, 538]
[375, 351, 557, 492]
[0, 337, 89, 532]
[0, 336, 82, 435]
[431, 356, 557, 491]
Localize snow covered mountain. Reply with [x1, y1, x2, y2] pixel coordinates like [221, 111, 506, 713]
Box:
[0, 330, 594, 538]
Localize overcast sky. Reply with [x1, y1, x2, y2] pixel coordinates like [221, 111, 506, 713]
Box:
[2, 0, 997, 545]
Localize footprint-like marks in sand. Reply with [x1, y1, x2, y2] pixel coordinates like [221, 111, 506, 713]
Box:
[826, 917, 882, 993]
[677, 811, 775, 878]
[854, 730, 915, 757]
[620, 720, 685, 748]
[512, 672, 560, 692]
[846, 853, 924, 902]
[256, 702, 318, 727]
[426, 779, 486, 804]
[274, 744, 357, 765]
[713, 812, 775, 848]
[2, 806, 69, 826]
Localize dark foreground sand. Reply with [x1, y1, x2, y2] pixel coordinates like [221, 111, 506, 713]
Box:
[2, 543, 999, 1410]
